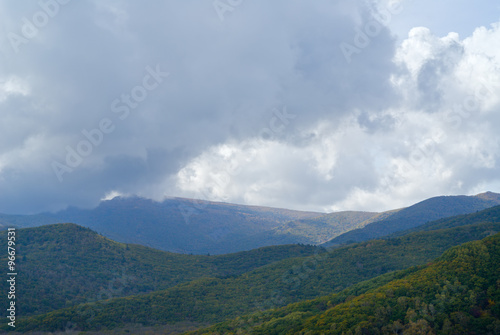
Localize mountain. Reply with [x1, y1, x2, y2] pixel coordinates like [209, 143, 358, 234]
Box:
[0, 223, 320, 317]
[475, 190, 500, 203]
[269, 211, 379, 244]
[387, 204, 500, 238]
[0, 212, 57, 230]
[13, 210, 499, 333]
[323, 193, 500, 247]
[2, 193, 499, 255]
[275, 208, 404, 245]
[0, 197, 325, 254]
[224, 211, 386, 249]
[194, 233, 500, 334]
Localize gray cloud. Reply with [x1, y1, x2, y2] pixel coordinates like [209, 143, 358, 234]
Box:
[0, 1, 498, 214]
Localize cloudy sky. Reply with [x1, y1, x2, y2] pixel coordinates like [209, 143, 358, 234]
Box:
[0, 0, 499, 214]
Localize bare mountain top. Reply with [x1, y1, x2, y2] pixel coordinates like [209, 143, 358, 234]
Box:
[475, 191, 500, 203]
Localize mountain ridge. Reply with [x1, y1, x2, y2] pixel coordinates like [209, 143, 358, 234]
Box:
[322, 193, 500, 247]
[1, 192, 499, 255]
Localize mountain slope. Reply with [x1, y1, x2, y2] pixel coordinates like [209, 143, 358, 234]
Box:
[475, 190, 500, 203]
[194, 233, 500, 334]
[269, 211, 378, 244]
[14, 220, 499, 333]
[388, 204, 500, 238]
[3, 193, 499, 255]
[0, 223, 319, 317]
[323, 193, 500, 247]
[0, 197, 324, 254]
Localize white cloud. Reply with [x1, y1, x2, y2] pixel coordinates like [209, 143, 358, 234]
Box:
[101, 190, 126, 201]
[174, 20, 500, 212]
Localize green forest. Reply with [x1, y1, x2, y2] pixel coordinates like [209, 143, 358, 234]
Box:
[0, 223, 319, 316]
[1, 204, 499, 334]
[193, 234, 500, 334]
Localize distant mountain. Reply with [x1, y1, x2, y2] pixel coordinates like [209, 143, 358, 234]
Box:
[0, 223, 319, 317]
[475, 190, 500, 202]
[387, 204, 500, 238]
[0, 197, 401, 255]
[193, 233, 500, 335]
[275, 208, 405, 245]
[230, 211, 385, 248]
[14, 215, 499, 333]
[2, 192, 499, 254]
[323, 193, 500, 247]
[0, 197, 325, 254]
[269, 211, 378, 244]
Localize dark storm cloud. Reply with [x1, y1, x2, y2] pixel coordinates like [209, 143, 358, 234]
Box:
[0, 0, 400, 213]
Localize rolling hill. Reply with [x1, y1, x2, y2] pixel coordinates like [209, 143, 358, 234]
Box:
[0, 223, 320, 317]
[12, 205, 500, 333]
[193, 233, 500, 334]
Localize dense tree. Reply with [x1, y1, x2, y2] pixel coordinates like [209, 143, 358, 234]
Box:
[10, 222, 499, 333]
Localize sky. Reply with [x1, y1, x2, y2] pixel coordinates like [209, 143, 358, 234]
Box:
[0, 0, 499, 214]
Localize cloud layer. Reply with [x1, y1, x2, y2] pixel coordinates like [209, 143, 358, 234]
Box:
[0, 0, 499, 213]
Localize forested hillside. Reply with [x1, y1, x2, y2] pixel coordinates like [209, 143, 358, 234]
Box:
[13, 220, 499, 333]
[0, 223, 319, 317]
[194, 233, 500, 334]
